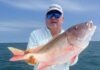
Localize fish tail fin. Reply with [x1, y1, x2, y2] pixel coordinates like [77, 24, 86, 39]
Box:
[9, 55, 25, 61]
[8, 47, 25, 61]
[8, 47, 38, 64]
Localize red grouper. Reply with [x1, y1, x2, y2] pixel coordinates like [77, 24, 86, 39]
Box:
[8, 20, 96, 70]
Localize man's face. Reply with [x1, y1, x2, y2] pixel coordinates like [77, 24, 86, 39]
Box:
[46, 10, 64, 30]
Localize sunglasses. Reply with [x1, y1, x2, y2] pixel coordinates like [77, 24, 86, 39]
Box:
[46, 10, 62, 19]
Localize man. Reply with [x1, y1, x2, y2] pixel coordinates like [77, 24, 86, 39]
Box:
[27, 4, 78, 70]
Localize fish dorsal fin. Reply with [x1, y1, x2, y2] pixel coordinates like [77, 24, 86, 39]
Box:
[8, 47, 24, 55]
[25, 45, 44, 53]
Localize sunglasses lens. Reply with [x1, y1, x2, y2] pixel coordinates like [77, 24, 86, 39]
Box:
[47, 11, 62, 19]
[54, 13, 61, 18]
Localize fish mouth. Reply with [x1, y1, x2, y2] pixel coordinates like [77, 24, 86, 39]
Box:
[86, 20, 96, 31]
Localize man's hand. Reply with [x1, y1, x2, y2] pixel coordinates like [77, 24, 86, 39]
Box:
[25, 55, 37, 64]
[24, 50, 38, 65]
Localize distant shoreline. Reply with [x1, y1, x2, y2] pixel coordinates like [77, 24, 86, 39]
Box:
[0, 41, 100, 44]
[0, 42, 28, 44]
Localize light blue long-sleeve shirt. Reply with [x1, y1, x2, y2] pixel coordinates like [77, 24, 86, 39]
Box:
[27, 27, 78, 70]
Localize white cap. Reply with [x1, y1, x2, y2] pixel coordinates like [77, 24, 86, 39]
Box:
[47, 4, 63, 14]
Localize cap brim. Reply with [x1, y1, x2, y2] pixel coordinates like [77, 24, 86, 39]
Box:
[47, 8, 63, 14]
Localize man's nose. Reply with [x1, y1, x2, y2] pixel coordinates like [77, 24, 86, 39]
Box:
[51, 16, 56, 19]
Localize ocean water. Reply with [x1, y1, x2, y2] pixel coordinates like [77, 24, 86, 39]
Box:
[0, 41, 100, 70]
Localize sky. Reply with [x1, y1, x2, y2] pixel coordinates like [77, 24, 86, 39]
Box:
[0, 0, 100, 43]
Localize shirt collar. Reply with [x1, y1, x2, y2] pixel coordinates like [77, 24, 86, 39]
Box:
[45, 26, 64, 35]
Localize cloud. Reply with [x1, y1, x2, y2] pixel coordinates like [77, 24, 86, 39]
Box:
[0, 0, 98, 12]
[54, 0, 98, 12]
[0, 20, 44, 31]
[0, 0, 48, 10]
[0, 27, 19, 31]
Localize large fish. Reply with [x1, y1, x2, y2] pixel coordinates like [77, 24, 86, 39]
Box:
[8, 20, 96, 70]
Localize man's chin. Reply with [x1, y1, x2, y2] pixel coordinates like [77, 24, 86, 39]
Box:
[49, 26, 58, 30]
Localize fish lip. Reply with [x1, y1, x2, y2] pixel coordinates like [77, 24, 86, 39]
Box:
[88, 20, 93, 23]
[94, 25, 96, 29]
[92, 24, 96, 30]
[86, 21, 96, 31]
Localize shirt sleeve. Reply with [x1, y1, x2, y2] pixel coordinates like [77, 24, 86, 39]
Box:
[26, 32, 39, 66]
[27, 32, 38, 49]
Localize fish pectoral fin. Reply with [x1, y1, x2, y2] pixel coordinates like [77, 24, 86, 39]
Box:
[37, 62, 51, 70]
[8, 47, 24, 55]
[70, 55, 78, 66]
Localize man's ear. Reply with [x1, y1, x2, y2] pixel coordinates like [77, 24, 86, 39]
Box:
[61, 17, 64, 24]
